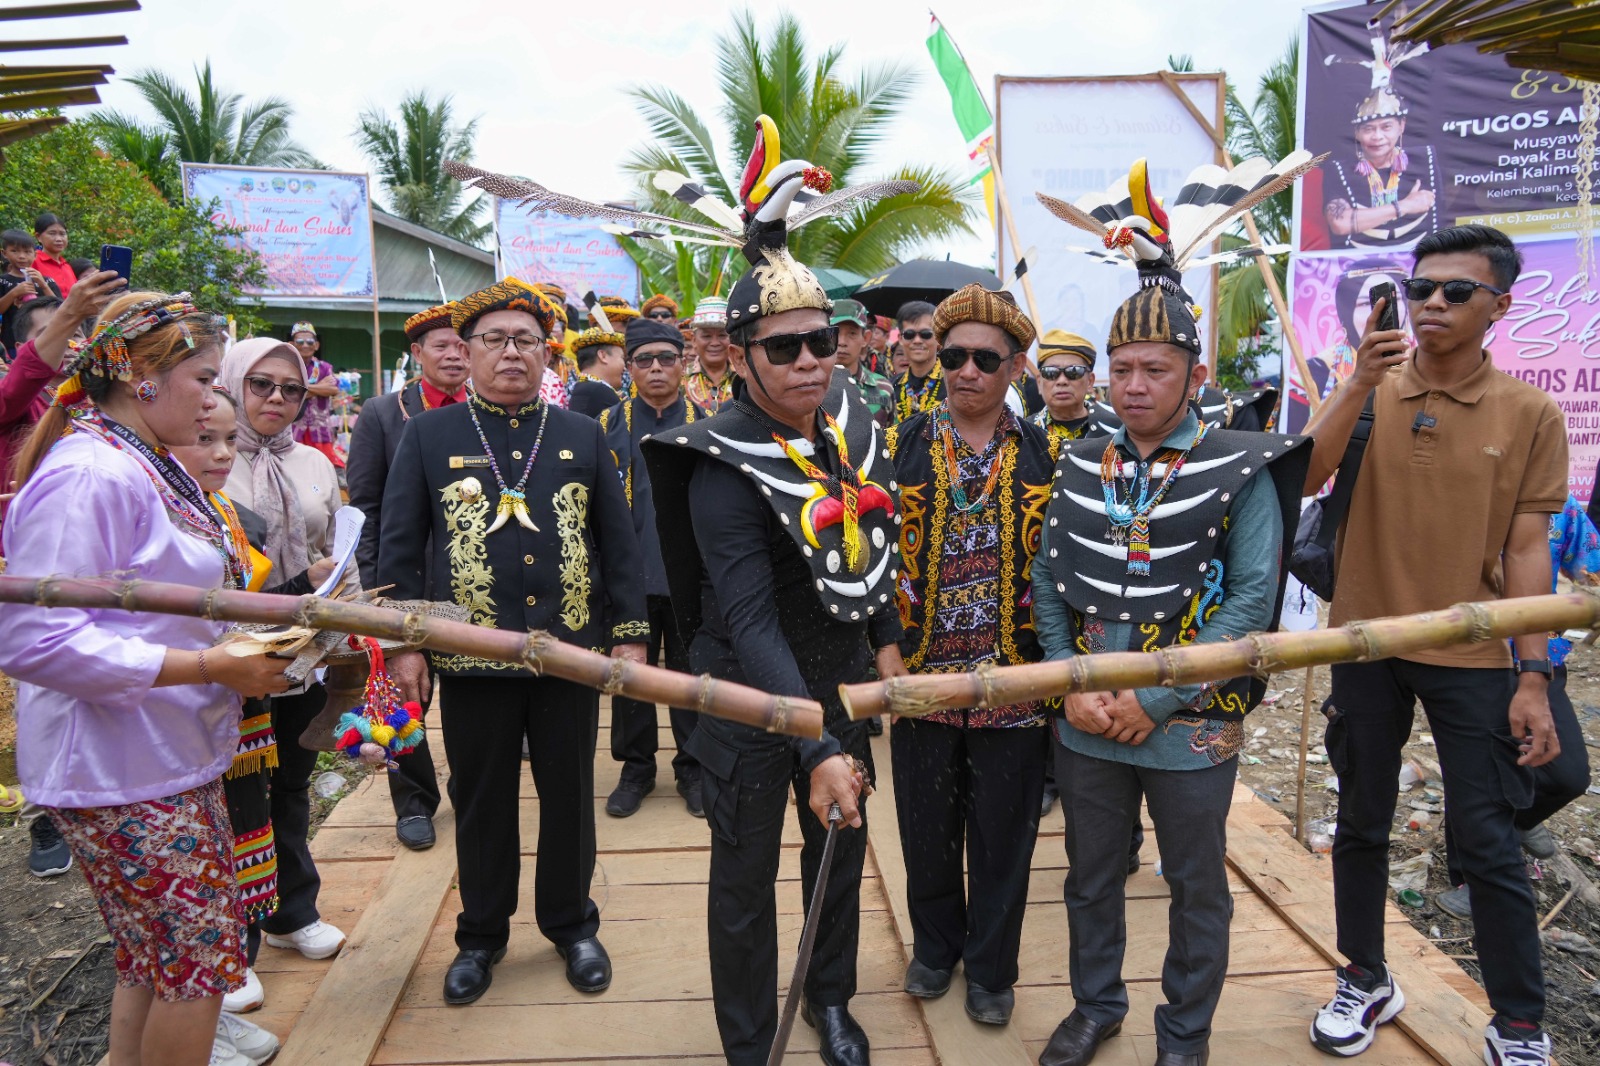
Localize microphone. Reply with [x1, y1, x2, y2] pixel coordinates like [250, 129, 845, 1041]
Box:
[1412, 412, 1437, 433]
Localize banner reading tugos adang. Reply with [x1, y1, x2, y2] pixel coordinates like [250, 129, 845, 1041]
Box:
[494, 201, 639, 306]
[1296, 0, 1598, 253]
[182, 164, 374, 299]
[1285, 241, 1600, 501]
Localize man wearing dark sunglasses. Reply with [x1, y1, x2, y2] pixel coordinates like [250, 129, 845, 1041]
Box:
[640, 292, 680, 324]
[643, 202, 900, 1066]
[1031, 329, 1120, 448]
[892, 300, 944, 422]
[875, 284, 1056, 1030]
[1302, 226, 1567, 1066]
[598, 317, 711, 821]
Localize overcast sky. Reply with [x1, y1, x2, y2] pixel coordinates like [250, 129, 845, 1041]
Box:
[19, 0, 1332, 264]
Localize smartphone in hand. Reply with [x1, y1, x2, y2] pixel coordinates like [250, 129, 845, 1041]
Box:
[1370, 281, 1399, 333]
[99, 244, 133, 286]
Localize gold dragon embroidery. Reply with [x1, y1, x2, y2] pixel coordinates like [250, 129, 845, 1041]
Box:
[553, 482, 592, 631]
[442, 481, 495, 628]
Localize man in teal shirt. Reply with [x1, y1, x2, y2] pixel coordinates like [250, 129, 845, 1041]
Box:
[1030, 275, 1307, 1066]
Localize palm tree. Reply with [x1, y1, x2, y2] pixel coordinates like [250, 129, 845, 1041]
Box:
[92, 61, 314, 190]
[353, 91, 488, 244]
[620, 9, 975, 309]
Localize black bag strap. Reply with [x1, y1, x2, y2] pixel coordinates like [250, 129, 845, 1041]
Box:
[1312, 390, 1377, 550]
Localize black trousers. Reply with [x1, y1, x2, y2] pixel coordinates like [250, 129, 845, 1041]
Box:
[1328, 659, 1544, 1024]
[1444, 666, 1592, 884]
[439, 674, 601, 952]
[1057, 743, 1236, 1055]
[890, 718, 1047, 990]
[611, 595, 700, 786]
[388, 665, 442, 821]
[260, 685, 324, 935]
[687, 716, 872, 1066]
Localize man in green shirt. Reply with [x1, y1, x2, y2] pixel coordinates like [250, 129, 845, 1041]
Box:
[830, 299, 894, 427]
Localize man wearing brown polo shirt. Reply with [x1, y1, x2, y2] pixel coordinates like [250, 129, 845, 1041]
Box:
[1301, 225, 1567, 1066]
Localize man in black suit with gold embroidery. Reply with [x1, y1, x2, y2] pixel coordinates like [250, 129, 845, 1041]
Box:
[379, 278, 648, 1007]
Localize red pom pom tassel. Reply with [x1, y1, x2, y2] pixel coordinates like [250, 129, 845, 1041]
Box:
[802, 166, 834, 193]
[404, 701, 423, 720]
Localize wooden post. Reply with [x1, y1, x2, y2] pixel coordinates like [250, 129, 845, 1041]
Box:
[366, 174, 382, 398]
[983, 142, 1044, 355]
[1294, 664, 1316, 841]
[1155, 71, 1320, 414]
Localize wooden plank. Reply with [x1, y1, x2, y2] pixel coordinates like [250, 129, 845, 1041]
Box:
[273, 807, 460, 1066]
[1224, 794, 1489, 1066]
[0, 34, 128, 51]
[0, 1, 139, 19]
[865, 733, 1031, 1065]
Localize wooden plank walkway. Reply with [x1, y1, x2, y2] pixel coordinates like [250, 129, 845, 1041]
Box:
[242, 707, 1490, 1066]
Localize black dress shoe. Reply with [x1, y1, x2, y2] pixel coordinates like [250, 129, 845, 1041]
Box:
[800, 1000, 870, 1066]
[443, 947, 505, 1005]
[965, 981, 1014, 1025]
[903, 956, 952, 998]
[1152, 1049, 1207, 1066]
[556, 936, 612, 992]
[1039, 1011, 1123, 1066]
[396, 815, 435, 851]
[605, 779, 654, 817]
[677, 777, 705, 818]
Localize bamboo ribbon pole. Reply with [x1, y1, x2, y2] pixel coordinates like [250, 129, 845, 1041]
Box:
[0, 576, 824, 740]
[839, 591, 1600, 720]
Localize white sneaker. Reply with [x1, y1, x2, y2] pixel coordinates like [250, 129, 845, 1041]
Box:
[222, 967, 264, 1013]
[1310, 965, 1406, 1056]
[264, 920, 346, 960]
[217, 1012, 279, 1065]
[1484, 1020, 1552, 1065]
[208, 1028, 251, 1066]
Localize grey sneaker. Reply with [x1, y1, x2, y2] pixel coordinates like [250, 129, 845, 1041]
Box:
[28, 815, 72, 878]
[1435, 883, 1472, 922]
[1520, 823, 1557, 860]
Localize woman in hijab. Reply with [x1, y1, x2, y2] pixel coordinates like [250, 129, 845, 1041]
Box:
[218, 338, 347, 965]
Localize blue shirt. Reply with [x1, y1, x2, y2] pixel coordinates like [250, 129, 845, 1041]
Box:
[1542, 494, 1599, 668]
[1030, 411, 1284, 770]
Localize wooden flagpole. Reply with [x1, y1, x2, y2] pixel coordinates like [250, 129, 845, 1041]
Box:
[983, 142, 1044, 342]
[1155, 70, 1321, 415]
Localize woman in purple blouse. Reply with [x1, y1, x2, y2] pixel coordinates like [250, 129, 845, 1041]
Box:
[0, 291, 291, 1066]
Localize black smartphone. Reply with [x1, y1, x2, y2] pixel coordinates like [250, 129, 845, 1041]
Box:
[99, 244, 133, 284]
[1370, 281, 1399, 332]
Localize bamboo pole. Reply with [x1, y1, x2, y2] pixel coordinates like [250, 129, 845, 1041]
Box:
[0, 576, 824, 740]
[838, 590, 1600, 720]
[983, 143, 1044, 347]
[1293, 665, 1316, 841]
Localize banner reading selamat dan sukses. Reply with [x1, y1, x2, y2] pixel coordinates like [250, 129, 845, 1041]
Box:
[183, 164, 375, 299]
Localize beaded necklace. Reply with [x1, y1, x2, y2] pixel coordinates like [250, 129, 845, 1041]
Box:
[1099, 420, 1207, 577]
[1357, 148, 1407, 206]
[468, 397, 550, 535]
[896, 365, 943, 422]
[208, 491, 256, 591]
[935, 406, 1010, 521]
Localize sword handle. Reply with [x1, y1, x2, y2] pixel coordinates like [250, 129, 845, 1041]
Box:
[828, 802, 842, 825]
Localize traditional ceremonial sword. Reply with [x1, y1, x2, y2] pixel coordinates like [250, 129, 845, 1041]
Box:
[767, 802, 843, 1066]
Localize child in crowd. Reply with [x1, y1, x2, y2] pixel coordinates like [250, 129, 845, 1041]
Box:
[0, 229, 61, 356]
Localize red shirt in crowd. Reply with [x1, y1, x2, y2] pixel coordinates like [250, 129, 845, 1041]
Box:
[419, 378, 468, 409]
[31, 253, 76, 296]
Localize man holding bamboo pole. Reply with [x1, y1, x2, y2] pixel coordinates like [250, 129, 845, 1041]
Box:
[1302, 225, 1568, 1066]
[378, 278, 649, 1007]
[875, 284, 1054, 1029]
[1030, 260, 1309, 1066]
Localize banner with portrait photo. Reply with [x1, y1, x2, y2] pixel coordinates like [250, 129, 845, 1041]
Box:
[494, 201, 639, 305]
[1285, 240, 1600, 503]
[1296, 0, 1599, 253]
[182, 164, 374, 298]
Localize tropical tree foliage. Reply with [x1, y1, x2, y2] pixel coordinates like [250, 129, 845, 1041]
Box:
[0, 120, 267, 329]
[620, 9, 975, 311]
[353, 91, 488, 244]
[88, 61, 315, 199]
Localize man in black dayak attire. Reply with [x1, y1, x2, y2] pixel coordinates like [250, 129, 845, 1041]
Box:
[378, 278, 648, 1008]
[344, 301, 468, 851]
[599, 316, 711, 819]
[644, 138, 905, 1066]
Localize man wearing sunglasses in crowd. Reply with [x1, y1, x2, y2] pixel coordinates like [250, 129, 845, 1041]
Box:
[644, 219, 899, 1066]
[640, 292, 680, 325]
[1303, 224, 1567, 1066]
[598, 317, 711, 820]
[830, 298, 895, 428]
[892, 300, 945, 423]
[875, 285, 1056, 1030]
[286, 321, 342, 464]
[1030, 329, 1121, 449]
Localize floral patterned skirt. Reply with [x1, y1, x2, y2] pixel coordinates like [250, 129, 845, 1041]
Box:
[49, 778, 245, 1001]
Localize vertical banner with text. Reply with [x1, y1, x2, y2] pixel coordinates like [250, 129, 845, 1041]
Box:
[182, 164, 375, 299]
[494, 201, 639, 304]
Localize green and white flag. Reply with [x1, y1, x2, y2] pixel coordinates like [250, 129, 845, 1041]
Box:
[926, 12, 994, 187]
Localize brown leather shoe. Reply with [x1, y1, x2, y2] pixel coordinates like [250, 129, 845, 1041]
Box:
[1039, 1011, 1122, 1066]
[1152, 1049, 1207, 1066]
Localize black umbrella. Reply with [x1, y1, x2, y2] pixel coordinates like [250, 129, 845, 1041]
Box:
[851, 259, 1003, 317]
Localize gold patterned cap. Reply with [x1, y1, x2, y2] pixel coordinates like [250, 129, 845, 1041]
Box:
[533, 281, 567, 304]
[452, 277, 556, 337]
[404, 303, 456, 342]
[569, 327, 625, 353]
[640, 293, 680, 318]
[933, 284, 1037, 350]
[1038, 328, 1097, 365]
[589, 296, 639, 328]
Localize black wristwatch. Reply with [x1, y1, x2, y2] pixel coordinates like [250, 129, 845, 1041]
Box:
[1516, 658, 1553, 679]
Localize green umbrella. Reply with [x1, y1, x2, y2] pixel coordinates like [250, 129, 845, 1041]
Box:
[811, 266, 867, 299]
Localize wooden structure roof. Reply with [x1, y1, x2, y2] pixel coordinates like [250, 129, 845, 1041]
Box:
[0, 1, 137, 162]
[1380, 0, 1600, 82]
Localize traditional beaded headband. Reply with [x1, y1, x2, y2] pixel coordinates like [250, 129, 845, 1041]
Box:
[54, 292, 205, 409]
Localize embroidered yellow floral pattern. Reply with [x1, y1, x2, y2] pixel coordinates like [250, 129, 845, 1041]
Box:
[442, 480, 496, 628]
[553, 482, 592, 631]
